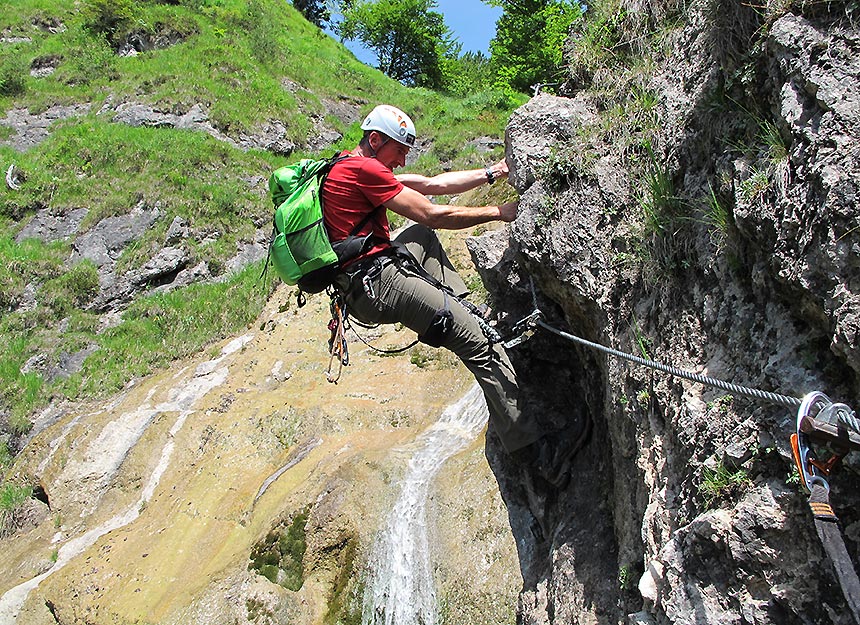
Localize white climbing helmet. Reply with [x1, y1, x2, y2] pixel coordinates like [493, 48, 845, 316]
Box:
[360, 105, 416, 147]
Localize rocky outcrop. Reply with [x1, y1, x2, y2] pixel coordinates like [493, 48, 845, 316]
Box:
[2, 90, 362, 314]
[472, 3, 860, 624]
[14, 202, 212, 313]
[0, 99, 355, 156]
[109, 101, 303, 155]
[0, 104, 91, 151]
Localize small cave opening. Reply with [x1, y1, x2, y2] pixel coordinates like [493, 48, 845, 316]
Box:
[32, 482, 50, 508]
[143, 263, 186, 289]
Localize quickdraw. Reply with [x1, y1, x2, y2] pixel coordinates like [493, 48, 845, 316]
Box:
[789, 392, 860, 623]
[321, 266, 504, 381]
[326, 293, 349, 383]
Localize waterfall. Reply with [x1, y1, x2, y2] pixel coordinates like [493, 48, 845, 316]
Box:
[363, 383, 489, 625]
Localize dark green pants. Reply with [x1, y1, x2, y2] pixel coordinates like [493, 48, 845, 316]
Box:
[334, 224, 542, 452]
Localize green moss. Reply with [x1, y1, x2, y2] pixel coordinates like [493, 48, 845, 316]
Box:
[323, 536, 363, 625]
[249, 506, 310, 591]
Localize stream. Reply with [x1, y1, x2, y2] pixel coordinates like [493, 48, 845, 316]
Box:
[362, 383, 489, 625]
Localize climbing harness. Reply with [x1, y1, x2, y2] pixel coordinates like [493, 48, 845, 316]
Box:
[320, 242, 505, 383]
[384, 241, 503, 346]
[323, 286, 497, 377]
[506, 277, 860, 620]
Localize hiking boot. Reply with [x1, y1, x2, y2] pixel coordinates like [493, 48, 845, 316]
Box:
[511, 418, 591, 489]
[511, 436, 576, 489]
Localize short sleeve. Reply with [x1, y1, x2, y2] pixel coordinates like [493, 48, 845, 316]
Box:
[356, 158, 403, 207]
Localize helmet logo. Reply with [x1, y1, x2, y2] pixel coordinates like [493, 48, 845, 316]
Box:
[391, 113, 414, 145]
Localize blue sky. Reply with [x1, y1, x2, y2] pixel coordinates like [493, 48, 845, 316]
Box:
[332, 0, 503, 65]
[436, 0, 503, 54]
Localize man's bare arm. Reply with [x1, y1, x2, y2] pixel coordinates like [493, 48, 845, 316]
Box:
[385, 185, 518, 230]
[396, 159, 509, 195]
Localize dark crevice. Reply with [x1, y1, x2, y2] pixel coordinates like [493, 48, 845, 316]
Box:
[45, 599, 60, 624]
[32, 483, 50, 508]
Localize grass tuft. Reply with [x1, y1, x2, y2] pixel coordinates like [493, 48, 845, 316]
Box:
[0, 482, 34, 537]
[700, 462, 750, 509]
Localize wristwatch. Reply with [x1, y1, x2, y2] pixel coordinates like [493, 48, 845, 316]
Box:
[485, 167, 496, 184]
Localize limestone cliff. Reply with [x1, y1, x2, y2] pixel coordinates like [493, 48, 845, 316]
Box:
[471, 1, 860, 623]
[3, 0, 860, 623]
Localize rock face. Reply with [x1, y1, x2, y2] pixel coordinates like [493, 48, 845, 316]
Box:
[472, 3, 860, 624]
[1, 287, 520, 625]
[4, 2, 860, 623]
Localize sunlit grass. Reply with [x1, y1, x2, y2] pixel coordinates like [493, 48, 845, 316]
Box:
[0, 482, 33, 536]
[0, 0, 518, 437]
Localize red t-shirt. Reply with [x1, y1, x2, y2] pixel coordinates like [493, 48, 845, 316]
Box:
[322, 153, 403, 262]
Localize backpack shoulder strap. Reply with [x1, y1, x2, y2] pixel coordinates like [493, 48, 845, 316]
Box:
[320, 151, 385, 240]
[347, 203, 384, 237]
[321, 151, 351, 179]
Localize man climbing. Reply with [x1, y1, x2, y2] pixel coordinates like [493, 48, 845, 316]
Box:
[325, 104, 575, 486]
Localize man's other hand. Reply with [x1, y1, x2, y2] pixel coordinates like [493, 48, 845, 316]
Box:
[499, 201, 519, 222]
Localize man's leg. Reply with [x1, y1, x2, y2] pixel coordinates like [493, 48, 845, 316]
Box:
[393, 224, 469, 298]
[341, 229, 542, 453]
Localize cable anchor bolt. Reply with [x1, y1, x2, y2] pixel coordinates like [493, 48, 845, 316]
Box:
[505, 309, 544, 349]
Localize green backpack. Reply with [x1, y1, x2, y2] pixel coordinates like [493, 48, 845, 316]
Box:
[267, 153, 380, 294]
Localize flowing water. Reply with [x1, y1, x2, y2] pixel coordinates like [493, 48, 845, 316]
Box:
[362, 383, 489, 625]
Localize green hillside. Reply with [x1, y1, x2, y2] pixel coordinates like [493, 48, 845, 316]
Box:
[0, 0, 521, 447]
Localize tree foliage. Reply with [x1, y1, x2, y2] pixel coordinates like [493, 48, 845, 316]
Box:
[489, 0, 582, 93]
[338, 0, 458, 89]
[292, 0, 330, 27]
[443, 51, 495, 96]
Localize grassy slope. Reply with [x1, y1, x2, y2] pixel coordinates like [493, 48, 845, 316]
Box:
[0, 0, 520, 444]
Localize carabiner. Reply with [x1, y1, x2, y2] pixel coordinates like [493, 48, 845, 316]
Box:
[326, 294, 349, 383]
[362, 274, 376, 300]
[790, 391, 832, 494]
[505, 309, 544, 349]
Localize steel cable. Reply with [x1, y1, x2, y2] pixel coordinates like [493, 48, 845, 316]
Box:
[839, 410, 860, 434]
[535, 318, 802, 408]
